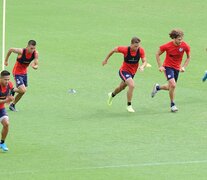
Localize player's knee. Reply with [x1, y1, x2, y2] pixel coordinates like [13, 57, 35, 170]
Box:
[19, 88, 27, 94]
[128, 83, 135, 89]
[169, 82, 176, 89]
[2, 120, 9, 129]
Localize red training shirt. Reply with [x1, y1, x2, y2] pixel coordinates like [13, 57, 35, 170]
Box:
[13, 49, 37, 75]
[117, 46, 145, 75]
[160, 41, 190, 70]
[0, 82, 13, 109]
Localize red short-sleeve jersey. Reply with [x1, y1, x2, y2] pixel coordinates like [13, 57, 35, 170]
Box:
[0, 81, 13, 109]
[160, 41, 190, 70]
[117, 46, 145, 75]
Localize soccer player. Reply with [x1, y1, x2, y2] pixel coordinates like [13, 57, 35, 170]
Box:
[0, 70, 18, 151]
[4, 40, 39, 112]
[102, 37, 147, 112]
[151, 29, 191, 112]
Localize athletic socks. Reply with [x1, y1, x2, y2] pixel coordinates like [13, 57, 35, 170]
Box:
[156, 85, 161, 91]
[0, 140, 4, 144]
[112, 93, 116, 97]
[171, 102, 175, 107]
[127, 102, 131, 106]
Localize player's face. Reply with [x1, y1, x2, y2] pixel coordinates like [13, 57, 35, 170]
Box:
[0, 76, 10, 86]
[130, 43, 140, 51]
[174, 36, 183, 46]
[27, 45, 36, 53]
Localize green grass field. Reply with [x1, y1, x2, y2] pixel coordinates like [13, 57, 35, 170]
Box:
[0, 0, 207, 179]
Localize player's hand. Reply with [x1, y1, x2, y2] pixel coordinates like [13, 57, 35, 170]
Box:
[180, 67, 185, 72]
[4, 61, 8, 66]
[5, 96, 14, 104]
[102, 60, 107, 66]
[159, 66, 165, 72]
[32, 65, 38, 70]
[139, 66, 144, 72]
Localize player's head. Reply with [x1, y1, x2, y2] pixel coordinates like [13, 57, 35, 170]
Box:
[27, 40, 36, 53]
[0, 70, 10, 86]
[130, 37, 141, 51]
[169, 29, 184, 46]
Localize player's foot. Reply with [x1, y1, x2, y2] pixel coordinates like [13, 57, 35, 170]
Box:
[107, 92, 113, 106]
[202, 71, 207, 82]
[171, 105, 178, 112]
[0, 143, 9, 151]
[127, 105, 135, 113]
[151, 83, 159, 98]
[9, 103, 17, 112]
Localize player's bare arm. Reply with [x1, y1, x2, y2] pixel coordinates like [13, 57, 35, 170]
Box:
[0, 96, 14, 104]
[31, 51, 39, 70]
[4, 48, 23, 66]
[102, 47, 119, 66]
[156, 49, 165, 72]
[180, 53, 191, 72]
[139, 57, 147, 72]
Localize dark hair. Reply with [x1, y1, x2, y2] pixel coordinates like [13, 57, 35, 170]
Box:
[1, 70, 10, 77]
[28, 40, 36, 46]
[169, 29, 184, 39]
[131, 37, 141, 44]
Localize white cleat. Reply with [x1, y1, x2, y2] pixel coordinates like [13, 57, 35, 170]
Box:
[151, 83, 159, 98]
[107, 92, 113, 106]
[127, 105, 135, 113]
[171, 105, 178, 112]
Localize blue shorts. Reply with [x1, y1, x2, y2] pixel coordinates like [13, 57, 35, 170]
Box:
[164, 67, 179, 82]
[0, 108, 8, 122]
[119, 70, 134, 82]
[14, 74, 28, 87]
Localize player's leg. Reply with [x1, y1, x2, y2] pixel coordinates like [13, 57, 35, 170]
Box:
[168, 68, 179, 112]
[13, 84, 27, 104]
[125, 78, 135, 112]
[108, 81, 127, 106]
[107, 70, 128, 106]
[0, 110, 9, 151]
[10, 75, 27, 111]
[113, 81, 127, 95]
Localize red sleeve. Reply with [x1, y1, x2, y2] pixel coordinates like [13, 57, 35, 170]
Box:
[139, 47, 145, 58]
[185, 44, 190, 55]
[117, 46, 128, 57]
[160, 44, 167, 52]
[8, 81, 13, 90]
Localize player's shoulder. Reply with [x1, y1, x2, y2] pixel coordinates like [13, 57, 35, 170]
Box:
[160, 41, 172, 48]
[117, 46, 128, 52]
[139, 46, 145, 51]
[181, 41, 190, 47]
[164, 41, 173, 46]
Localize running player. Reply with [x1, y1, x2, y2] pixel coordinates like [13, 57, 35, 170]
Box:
[4, 40, 39, 111]
[0, 70, 18, 151]
[102, 37, 147, 112]
[151, 29, 191, 112]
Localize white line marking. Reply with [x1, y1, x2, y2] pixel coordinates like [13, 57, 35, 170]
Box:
[71, 160, 207, 170]
[0, 160, 207, 175]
